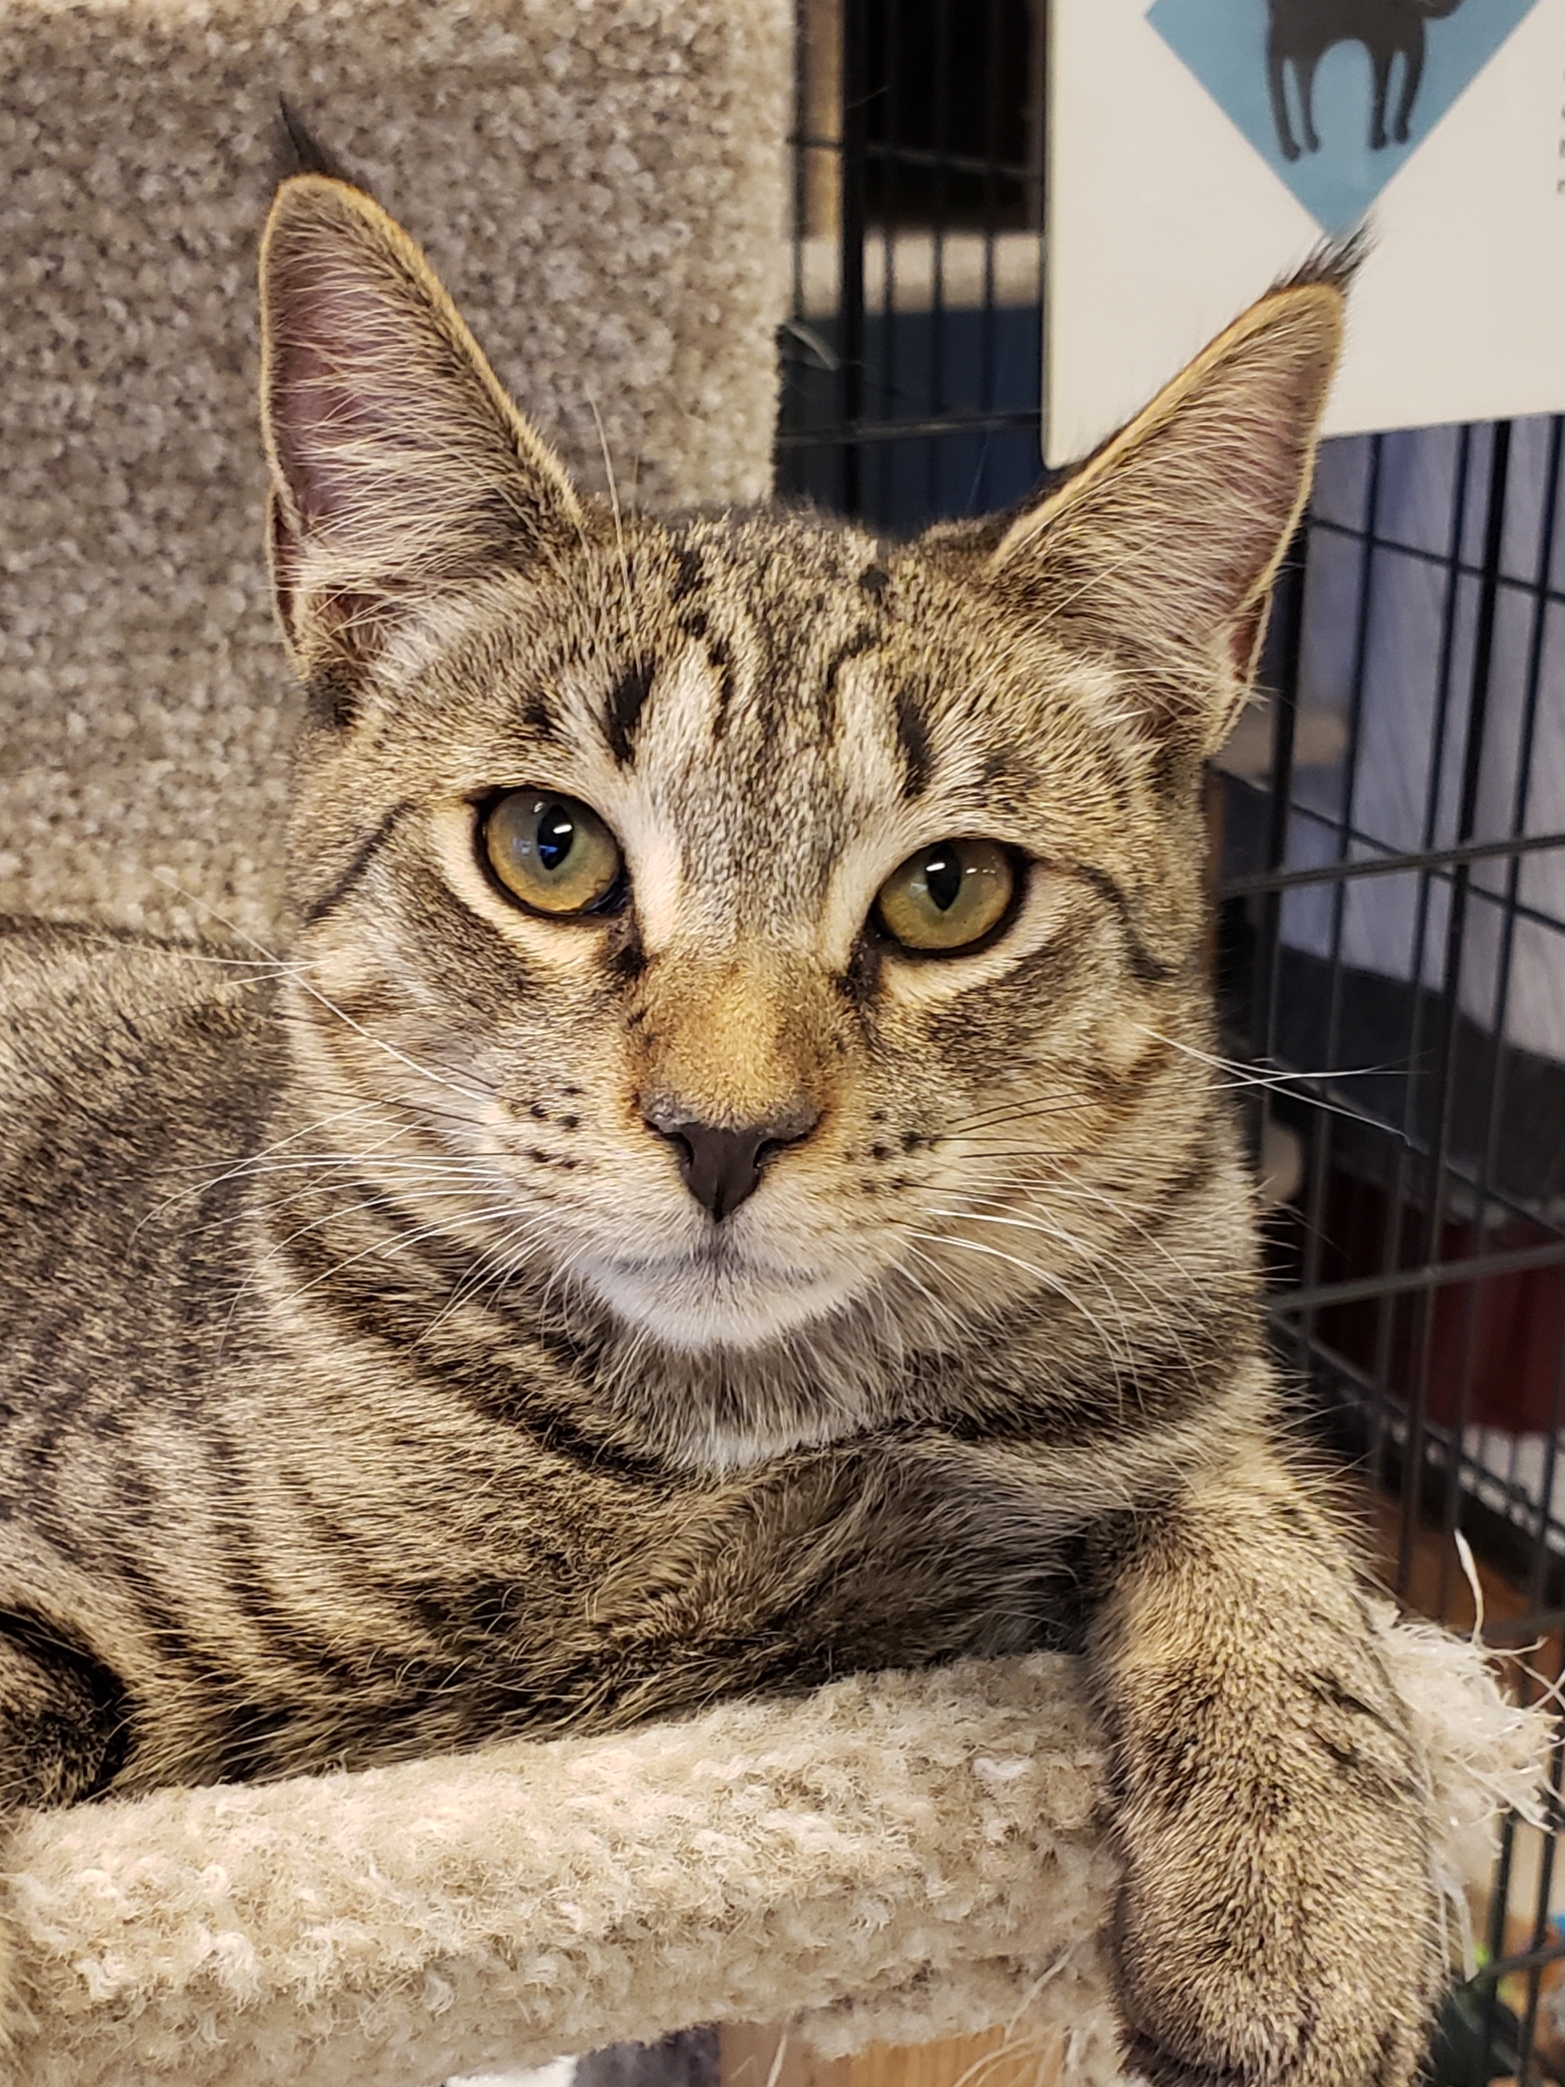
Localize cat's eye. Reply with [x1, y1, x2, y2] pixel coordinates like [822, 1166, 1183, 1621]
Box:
[875, 839, 1016, 953]
[482, 791, 623, 916]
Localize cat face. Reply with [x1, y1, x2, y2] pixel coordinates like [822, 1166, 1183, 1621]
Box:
[261, 177, 1342, 1381]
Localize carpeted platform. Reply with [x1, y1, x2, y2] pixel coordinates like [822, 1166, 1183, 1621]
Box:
[5, 1622, 1549, 2087]
[0, 0, 790, 940]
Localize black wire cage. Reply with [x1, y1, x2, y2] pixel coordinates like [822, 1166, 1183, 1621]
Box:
[780, 3, 1565, 2078]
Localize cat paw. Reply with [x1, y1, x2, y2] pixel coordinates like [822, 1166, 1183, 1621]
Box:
[1108, 1804, 1439, 2087]
[1120, 2019, 1427, 2087]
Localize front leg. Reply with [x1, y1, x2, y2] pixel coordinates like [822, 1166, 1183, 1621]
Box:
[1091, 1439, 1441, 2087]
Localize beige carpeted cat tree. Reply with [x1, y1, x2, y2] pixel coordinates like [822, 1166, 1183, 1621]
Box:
[5, 1625, 1553, 2087]
[0, 7, 1554, 2087]
[0, 0, 788, 941]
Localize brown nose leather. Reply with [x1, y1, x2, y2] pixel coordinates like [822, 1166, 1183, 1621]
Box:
[643, 1102, 820, 1222]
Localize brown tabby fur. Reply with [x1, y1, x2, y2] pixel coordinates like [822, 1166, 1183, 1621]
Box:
[0, 176, 1439, 2083]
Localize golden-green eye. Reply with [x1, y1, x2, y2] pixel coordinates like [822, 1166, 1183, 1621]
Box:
[483, 791, 623, 916]
[875, 839, 1016, 952]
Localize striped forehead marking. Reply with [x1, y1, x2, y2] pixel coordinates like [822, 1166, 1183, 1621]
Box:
[584, 536, 928, 812]
[602, 660, 654, 765]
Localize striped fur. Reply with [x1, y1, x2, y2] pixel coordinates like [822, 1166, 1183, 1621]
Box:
[0, 182, 1437, 2083]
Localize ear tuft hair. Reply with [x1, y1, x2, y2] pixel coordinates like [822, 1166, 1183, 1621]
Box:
[1280, 227, 1369, 299]
[273, 100, 359, 188]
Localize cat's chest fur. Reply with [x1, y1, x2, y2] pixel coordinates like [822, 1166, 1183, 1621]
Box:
[0, 920, 1100, 1789]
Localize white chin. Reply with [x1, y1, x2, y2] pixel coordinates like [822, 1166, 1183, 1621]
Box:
[582, 1252, 862, 1352]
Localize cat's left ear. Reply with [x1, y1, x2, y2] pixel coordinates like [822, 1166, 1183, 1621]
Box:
[988, 270, 1345, 756]
[260, 175, 584, 680]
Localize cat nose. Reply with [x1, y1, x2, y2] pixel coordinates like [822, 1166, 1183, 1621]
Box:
[641, 1101, 820, 1222]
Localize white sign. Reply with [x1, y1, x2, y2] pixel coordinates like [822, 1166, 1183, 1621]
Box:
[1045, 0, 1565, 463]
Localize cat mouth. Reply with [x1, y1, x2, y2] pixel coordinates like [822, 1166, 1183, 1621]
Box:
[688, 1234, 804, 1275]
[616, 1237, 819, 1287]
[579, 1236, 861, 1348]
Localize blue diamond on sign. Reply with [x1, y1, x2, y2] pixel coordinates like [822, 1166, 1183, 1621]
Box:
[1147, 0, 1544, 235]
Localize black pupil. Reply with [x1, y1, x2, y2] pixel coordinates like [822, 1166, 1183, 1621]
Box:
[923, 847, 963, 912]
[537, 804, 576, 873]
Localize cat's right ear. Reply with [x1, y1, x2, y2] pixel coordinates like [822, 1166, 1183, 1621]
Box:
[981, 265, 1347, 759]
[260, 175, 583, 684]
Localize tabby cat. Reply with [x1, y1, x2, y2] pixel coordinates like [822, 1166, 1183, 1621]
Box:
[0, 175, 1438, 2085]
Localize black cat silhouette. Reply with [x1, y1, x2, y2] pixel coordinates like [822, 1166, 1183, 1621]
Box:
[1267, 0, 1466, 161]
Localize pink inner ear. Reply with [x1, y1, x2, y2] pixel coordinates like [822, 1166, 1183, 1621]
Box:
[1160, 408, 1308, 642]
[268, 482, 382, 660]
[271, 338, 349, 531]
[267, 247, 431, 540]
